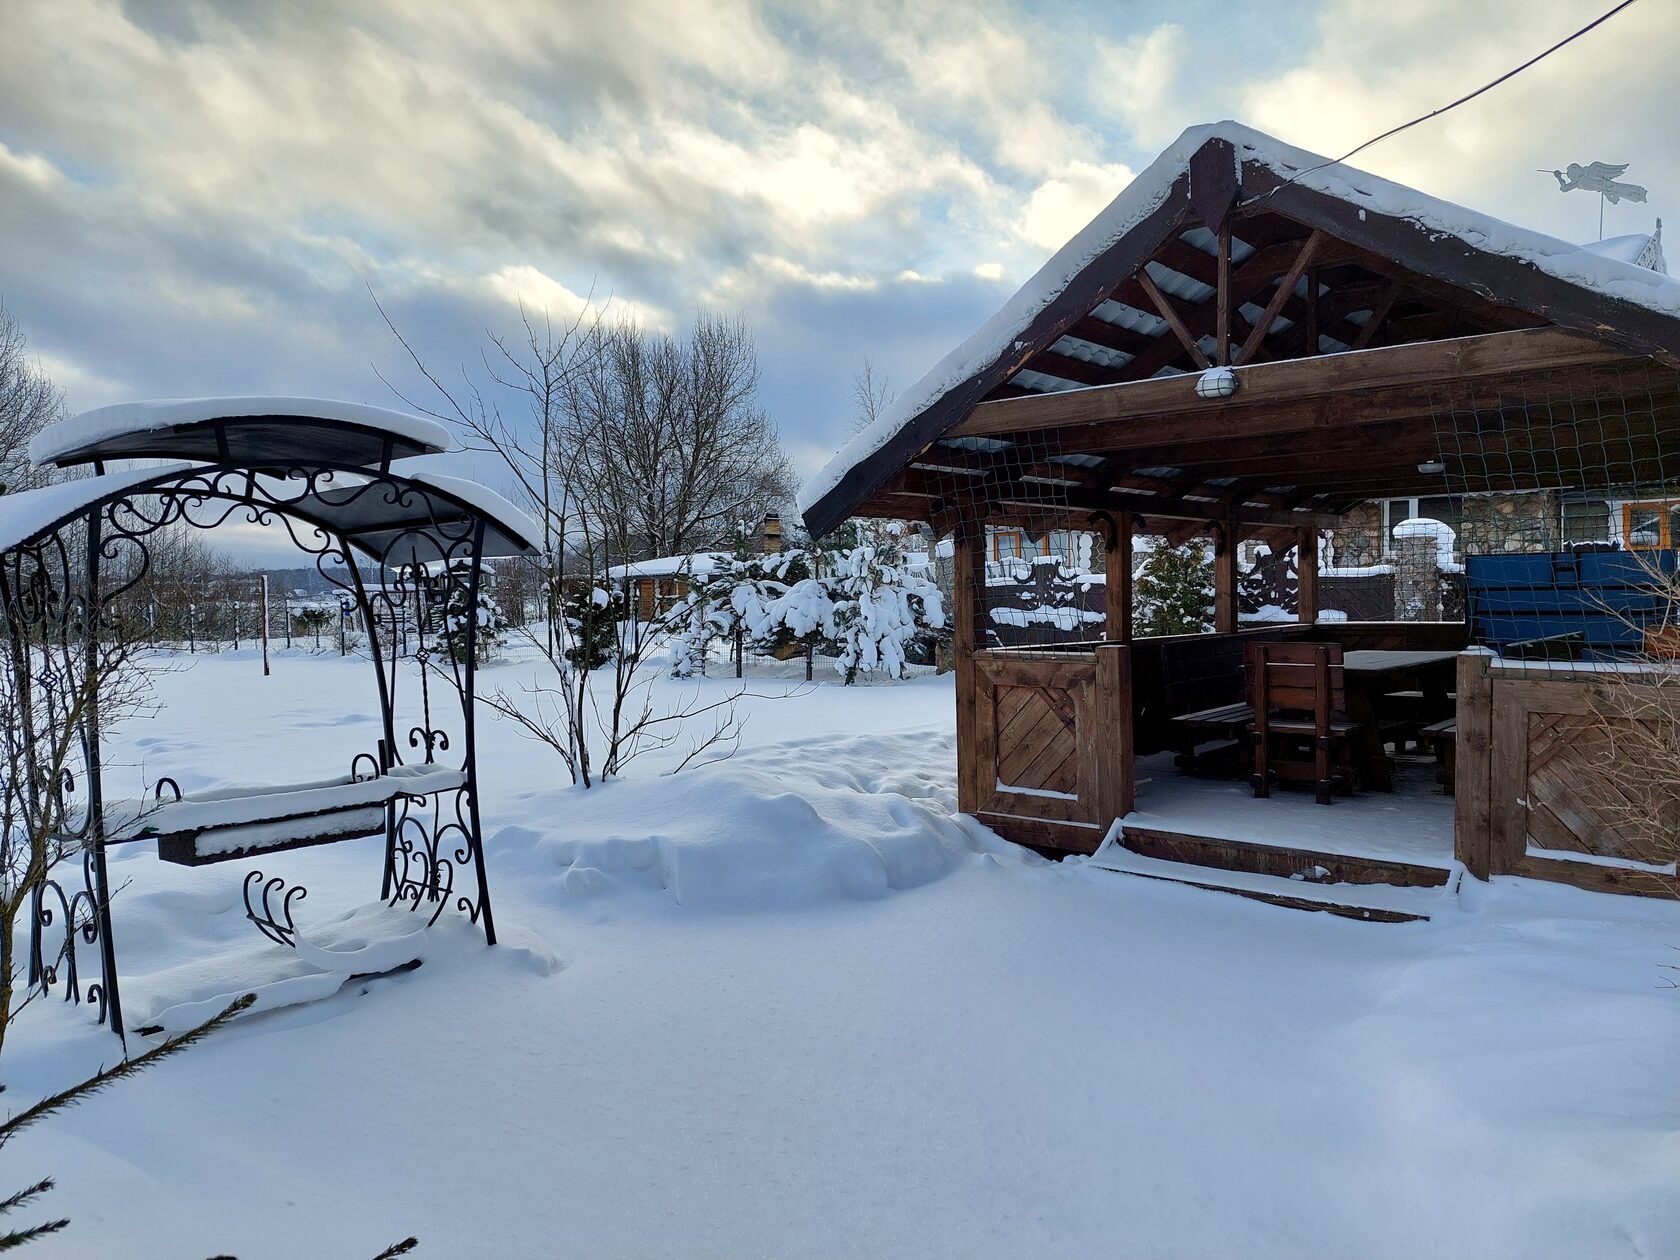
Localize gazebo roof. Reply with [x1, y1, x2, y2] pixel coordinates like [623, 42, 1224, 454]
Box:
[800, 121, 1680, 539]
[0, 461, 540, 563]
[30, 397, 452, 470]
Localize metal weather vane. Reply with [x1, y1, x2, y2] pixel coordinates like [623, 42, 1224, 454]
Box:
[1541, 160, 1648, 240]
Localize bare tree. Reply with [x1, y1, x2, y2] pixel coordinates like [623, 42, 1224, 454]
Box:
[376, 299, 762, 788]
[1576, 552, 1680, 895]
[0, 302, 66, 497]
[564, 313, 795, 562]
[848, 355, 895, 436]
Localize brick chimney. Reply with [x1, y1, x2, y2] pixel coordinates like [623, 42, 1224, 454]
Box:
[760, 511, 783, 554]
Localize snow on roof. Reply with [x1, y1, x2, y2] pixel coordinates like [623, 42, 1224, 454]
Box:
[798, 119, 1680, 526]
[606, 553, 728, 581]
[0, 463, 197, 555]
[30, 397, 452, 468]
[1582, 221, 1666, 274]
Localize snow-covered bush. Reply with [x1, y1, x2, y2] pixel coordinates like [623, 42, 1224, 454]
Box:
[668, 550, 832, 677]
[562, 584, 627, 670]
[666, 533, 943, 683]
[432, 582, 511, 665]
[826, 527, 945, 683]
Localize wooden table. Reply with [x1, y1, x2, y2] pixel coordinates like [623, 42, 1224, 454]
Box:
[1340, 650, 1460, 790]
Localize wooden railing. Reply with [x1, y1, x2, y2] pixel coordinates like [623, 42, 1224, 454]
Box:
[957, 643, 1132, 854]
[1455, 651, 1678, 895]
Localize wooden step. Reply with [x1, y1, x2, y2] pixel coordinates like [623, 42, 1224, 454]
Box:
[1122, 824, 1452, 888]
[1086, 844, 1460, 923]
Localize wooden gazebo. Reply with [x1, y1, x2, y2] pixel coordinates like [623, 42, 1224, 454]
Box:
[800, 122, 1680, 908]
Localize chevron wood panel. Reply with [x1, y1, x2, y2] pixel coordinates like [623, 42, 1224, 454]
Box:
[1524, 712, 1674, 864]
[994, 684, 1079, 795]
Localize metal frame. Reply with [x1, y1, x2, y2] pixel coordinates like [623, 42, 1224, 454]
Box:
[3, 440, 510, 1041]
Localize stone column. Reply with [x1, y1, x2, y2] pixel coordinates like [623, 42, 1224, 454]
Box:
[1391, 519, 1451, 621]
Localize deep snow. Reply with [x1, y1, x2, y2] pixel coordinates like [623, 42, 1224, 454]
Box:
[4, 647, 1678, 1258]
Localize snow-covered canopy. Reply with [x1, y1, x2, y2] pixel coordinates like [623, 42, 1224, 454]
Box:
[0, 461, 539, 562]
[0, 463, 197, 555]
[799, 120, 1680, 537]
[30, 397, 452, 469]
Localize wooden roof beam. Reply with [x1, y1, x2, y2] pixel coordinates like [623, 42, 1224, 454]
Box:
[955, 327, 1642, 443]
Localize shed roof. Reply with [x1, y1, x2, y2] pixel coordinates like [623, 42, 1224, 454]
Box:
[799, 121, 1680, 539]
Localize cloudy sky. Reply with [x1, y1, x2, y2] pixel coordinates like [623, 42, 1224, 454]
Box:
[3, 0, 1676, 496]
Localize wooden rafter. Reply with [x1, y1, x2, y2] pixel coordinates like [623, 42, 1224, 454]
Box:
[1348, 276, 1406, 352]
[1136, 268, 1212, 369]
[1234, 230, 1324, 365]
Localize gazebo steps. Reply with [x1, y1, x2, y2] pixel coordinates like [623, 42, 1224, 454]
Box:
[1121, 824, 1454, 889]
[1087, 844, 1460, 923]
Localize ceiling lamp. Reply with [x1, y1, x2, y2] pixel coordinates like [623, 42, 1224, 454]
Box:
[1193, 365, 1239, 400]
[1417, 456, 1446, 475]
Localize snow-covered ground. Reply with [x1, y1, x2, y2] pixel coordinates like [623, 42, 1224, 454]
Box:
[5, 647, 1679, 1257]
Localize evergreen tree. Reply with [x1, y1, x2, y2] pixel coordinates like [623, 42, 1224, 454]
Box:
[432, 578, 511, 665]
[561, 584, 625, 670]
[1134, 540, 1213, 637]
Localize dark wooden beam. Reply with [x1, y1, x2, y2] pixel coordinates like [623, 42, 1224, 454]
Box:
[1235, 230, 1324, 365]
[955, 328, 1643, 442]
[1136, 267, 1212, 369]
[1216, 223, 1232, 367]
[1348, 276, 1406, 352]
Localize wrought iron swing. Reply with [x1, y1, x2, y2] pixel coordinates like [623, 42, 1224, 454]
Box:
[0, 399, 541, 1040]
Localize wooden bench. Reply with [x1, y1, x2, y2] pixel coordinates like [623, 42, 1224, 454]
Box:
[1422, 718, 1456, 795]
[1158, 629, 1304, 774]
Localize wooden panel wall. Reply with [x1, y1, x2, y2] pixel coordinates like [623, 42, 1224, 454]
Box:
[1456, 656, 1678, 896]
[959, 644, 1134, 854]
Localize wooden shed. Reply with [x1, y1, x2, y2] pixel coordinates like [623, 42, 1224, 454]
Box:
[800, 122, 1680, 913]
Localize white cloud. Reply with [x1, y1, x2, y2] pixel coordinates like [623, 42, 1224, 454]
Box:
[973, 262, 1005, 281]
[1091, 24, 1190, 149]
[1016, 161, 1135, 250]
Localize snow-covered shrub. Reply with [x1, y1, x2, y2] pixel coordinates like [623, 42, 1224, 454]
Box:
[668, 550, 832, 676]
[667, 570, 737, 677]
[432, 582, 511, 664]
[1134, 540, 1213, 637]
[562, 584, 626, 670]
[826, 526, 945, 683]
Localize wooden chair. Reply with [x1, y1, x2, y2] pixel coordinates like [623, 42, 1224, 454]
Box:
[1246, 642, 1359, 806]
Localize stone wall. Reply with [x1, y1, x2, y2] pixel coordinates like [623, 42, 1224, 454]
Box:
[1329, 501, 1384, 567]
[1459, 490, 1560, 555]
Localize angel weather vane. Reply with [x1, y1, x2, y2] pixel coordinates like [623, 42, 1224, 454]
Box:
[1541, 160, 1648, 239]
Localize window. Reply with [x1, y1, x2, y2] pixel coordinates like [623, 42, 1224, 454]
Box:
[1561, 498, 1610, 545]
[1619, 500, 1680, 550]
[1380, 496, 1461, 555]
[992, 530, 1025, 561]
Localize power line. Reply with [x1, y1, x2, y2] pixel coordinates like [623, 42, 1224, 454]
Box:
[1247, 0, 1642, 204]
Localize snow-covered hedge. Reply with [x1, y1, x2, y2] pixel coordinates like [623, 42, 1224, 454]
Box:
[667, 531, 944, 684]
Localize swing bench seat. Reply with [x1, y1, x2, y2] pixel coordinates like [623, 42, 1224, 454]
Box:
[112, 764, 467, 867]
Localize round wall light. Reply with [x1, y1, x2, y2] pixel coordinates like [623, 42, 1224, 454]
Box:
[1193, 366, 1239, 400]
[1417, 457, 1446, 475]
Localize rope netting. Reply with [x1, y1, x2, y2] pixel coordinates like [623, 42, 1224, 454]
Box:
[1424, 358, 1680, 672]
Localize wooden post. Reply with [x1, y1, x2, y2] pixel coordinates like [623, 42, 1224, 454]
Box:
[259, 574, 271, 676]
[1104, 511, 1133, 641]
[953, 520, 984, 814]
[1454, 649, 1496, 879]
[1095, 643, 1135, 821]
[1296, 526, 1318, 626]
[1214, 524, 1238, 634]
